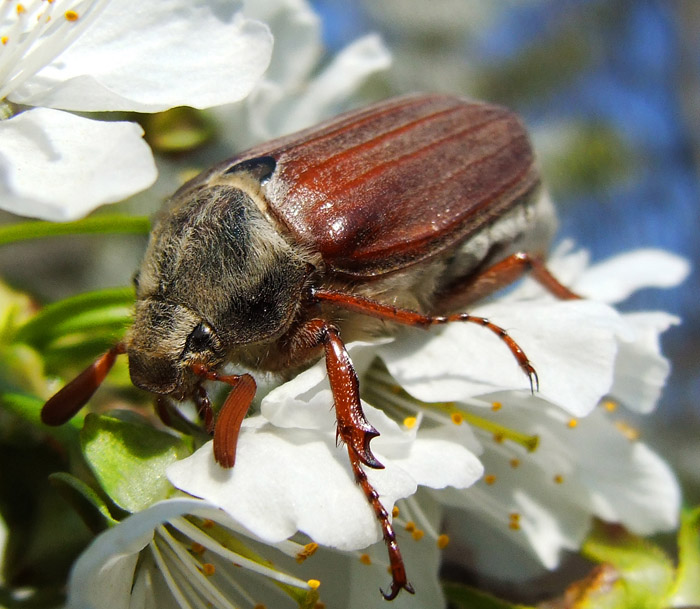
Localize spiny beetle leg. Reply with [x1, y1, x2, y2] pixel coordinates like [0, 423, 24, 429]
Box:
[191, 365, 257, 468]
[41, 342, 126, 426]
[309, 319, 383, 469]
[312, 289, 539, 392]
[437, 251, 581, 312]
[346, 444, 414, 600]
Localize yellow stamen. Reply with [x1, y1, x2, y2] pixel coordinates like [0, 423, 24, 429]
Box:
[392, 506, 399, 518]
[296, 542, 319, 563]
[403, 416, 417, 429]
[16, 4, 26, 15]
[201, 563, 216, 576]
[314, 603, 326, 609]
[450, 412, 463, 425]
[201, 519, 215, 528]
[615, 421, 640, 441]
[491, 401, 502, 411]
[509, 521, 521, 531]
[554, 474, 564, 484]
[64, 9, 78, 21]
[602, 399, 618, 412]
[190, 542, 205, 555]
[1, 37, 7, 45]
[412, 529, 424, 541]
[509, 458, 520, 468]
[567, 418, 578, 429]
[404, 521, 416, 533]
[253, 604, 266, 609]
[307, 579, 321, 590]
[484, 474, 496, 485]
[437, 534, 450, 549]
[359, 553, 372, 565]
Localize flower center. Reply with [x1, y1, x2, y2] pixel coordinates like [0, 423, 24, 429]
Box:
[0, 0, 109, 103]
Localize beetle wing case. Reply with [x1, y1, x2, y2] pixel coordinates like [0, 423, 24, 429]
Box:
[208, 94, 542, 279]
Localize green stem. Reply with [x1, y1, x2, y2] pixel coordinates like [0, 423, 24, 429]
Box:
[0, 215, 150, 245]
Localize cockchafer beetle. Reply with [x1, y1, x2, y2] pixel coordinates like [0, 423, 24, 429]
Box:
[41, 94, 578, 600]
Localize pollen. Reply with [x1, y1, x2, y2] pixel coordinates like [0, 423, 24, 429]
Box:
[491, 401, 502, 411]
[403, 416, 417, 429]
[567, 418, 578, 429]
[508, 513, 521, 531]
[296, 542, 319, 563]
[201, 563, 216, 576]
[404, 520, 416, 533]
[190, 542, 206, 555]
[602, 399, 618, 412]
[615, 421, 640, 441]
[554, 474, 564, 484]
[1, 37, 7, 45]
[493, 432, 505, 443]
[509, 458, 521, 468]
[437, 534, 450, 549]
[450, 412, 463, 425]
[392, 506, 399, 518]
[307, 579, 321, 590]
[64, 9, 79, 21]
[16, 4, 26, 15]
[412, 529, 425, 541]
[359, 553, 372, 565]
[484, 474, 496, 485]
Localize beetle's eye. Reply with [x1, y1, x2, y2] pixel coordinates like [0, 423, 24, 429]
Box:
[224, 156, 276, 184]
[185, 322, 215, 353]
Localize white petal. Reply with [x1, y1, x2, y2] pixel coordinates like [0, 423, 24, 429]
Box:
[10, 1, 273, 112]
[0, 108, 156, 220]
[611, 312, 678, 413]
[67, 498, 211, 609]
[167, 412, 480, 551]
[571, 249, 691, 303]
[379, 300, 625, 417]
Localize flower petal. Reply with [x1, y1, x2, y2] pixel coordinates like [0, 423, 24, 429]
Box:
[167, 411, 481, 551]
[10, 0, 273, 112]
[0, 108, 156, 220]
[611, 312, 678, 413]
[68, 498, 211, 609]
[378, 299, 626, 417]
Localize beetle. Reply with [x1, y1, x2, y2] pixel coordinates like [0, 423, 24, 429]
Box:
[41, 94, 578, 600]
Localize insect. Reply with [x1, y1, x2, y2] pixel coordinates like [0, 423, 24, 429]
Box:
[42, 94, 577, 600]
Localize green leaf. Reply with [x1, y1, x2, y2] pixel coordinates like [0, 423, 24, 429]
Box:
[49, 472, 118, 533]
[669, 507, 700, 605]
[15, 287, 134, 349]
[582, 522, 675, 609]
[0, 215, 150, 246]
[444, 581, 533, 609]
[80, 413, 191, 512]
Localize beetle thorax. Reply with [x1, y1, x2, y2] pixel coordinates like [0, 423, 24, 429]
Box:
[127, 180, 311, 395]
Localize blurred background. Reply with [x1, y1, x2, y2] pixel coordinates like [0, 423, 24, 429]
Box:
[307, 0, 700, 502]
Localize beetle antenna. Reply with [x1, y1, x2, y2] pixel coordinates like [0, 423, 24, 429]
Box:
[41, 342, 126, 426]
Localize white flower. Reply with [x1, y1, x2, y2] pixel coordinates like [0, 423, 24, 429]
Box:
[67, 498, 321, 609]
[370, 245, 688, 579]
[0, 0, 273, 220]
[213, 0, 392, 148]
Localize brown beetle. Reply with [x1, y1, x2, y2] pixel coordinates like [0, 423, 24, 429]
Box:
[42, 94, 577, 599]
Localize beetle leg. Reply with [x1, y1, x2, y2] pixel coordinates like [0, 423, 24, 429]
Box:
[312, 289, 540, 392]
[190, 365, 258, 468]
[194, 384, 215, 434]
[437, 251, 581, 311]
[347, 443, 415, 600]
[304, 319, 383, 469]
[41, 342, 126, 425]
[302, 319, 413, 599]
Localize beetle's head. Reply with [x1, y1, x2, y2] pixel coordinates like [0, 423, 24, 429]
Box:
[126, 299, 225, 397]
